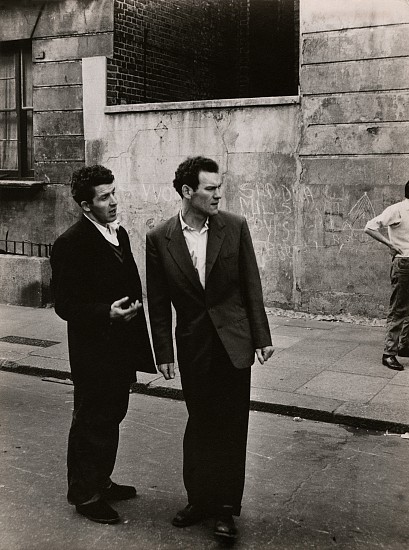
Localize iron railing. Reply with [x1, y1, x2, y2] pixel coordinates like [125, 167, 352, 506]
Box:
[0, 232, 52, 258]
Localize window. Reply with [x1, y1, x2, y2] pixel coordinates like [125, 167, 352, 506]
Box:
[0, 41, 33, 178]
[108, 0, 299, 105]
[248, 0, 299, 97]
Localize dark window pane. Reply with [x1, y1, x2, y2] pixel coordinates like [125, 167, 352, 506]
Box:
[109, 0, 299, 105]
[249, 0, 298, 96]
[0, 42, 32, 176]
[0, 111, 18, 171]
[0, 51, 16, 109]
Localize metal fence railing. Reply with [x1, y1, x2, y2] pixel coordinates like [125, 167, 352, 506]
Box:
[0, 232, 52, 258]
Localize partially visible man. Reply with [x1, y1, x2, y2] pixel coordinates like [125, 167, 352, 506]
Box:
[51, 165, 156, 524]
[146, 156, 274, 542]
[365, 181, 409, 371]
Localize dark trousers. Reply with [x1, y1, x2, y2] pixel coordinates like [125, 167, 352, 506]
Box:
[384, 257, 409, 355]
[180, 335, 251, 516]
[67, 376, 130, 505]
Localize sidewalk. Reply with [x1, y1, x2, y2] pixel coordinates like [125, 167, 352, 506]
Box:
[1, 303, 408, 433]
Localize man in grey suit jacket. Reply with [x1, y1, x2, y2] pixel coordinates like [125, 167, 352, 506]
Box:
[146, 156, 274, 542]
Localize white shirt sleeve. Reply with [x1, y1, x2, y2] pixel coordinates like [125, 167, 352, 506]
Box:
[365, 204, 401, 231]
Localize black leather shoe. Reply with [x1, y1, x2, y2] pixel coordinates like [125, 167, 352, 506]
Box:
[214, 506, 237, 541]
[76, 498, 120, 524]
[101, 482, 137, 501]
[398, 347, 409, 357]
[382, 355, 404, 371]
[172, 504, 209, 527]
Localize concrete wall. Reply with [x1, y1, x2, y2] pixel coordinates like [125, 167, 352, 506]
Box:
[0, 0, 114, 246]
[298, 0, 409, 316]
[0, 255, 51, 307]
[83, 57, 300, 306]
[2, 0, 409, 315]
[82, 0, 409, 317]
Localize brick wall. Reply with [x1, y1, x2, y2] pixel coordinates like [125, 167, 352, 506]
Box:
[108, 0, 243, 105]
[108, 0, 298, 105]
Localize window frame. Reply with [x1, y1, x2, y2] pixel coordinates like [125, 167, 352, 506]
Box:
[0, 40, 33, 179]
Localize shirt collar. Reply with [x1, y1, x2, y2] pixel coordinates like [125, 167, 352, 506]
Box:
[84, 213, 120, 235]
[179, 211, 209, 233]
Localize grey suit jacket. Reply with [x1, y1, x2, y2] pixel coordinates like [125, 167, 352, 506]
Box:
[146, 210, 271, 371]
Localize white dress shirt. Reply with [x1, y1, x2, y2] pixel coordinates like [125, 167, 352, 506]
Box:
[179, 211, 209, 288]
[83, 214, 120, 246]
[365, 199, 409, 257]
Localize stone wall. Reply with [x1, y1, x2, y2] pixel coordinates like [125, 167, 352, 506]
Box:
[1, 0, 408, 315]
[297, 0, 409, 316]
[0, 255, 51, 307]
[83, 57, 300, 307]
[0, 0, 114, 246]
[82, 0, 409, 317]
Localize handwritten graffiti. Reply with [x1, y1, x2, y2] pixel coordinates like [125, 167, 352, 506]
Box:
[317, 191, 376, 252]
[140, 183, 176, 203]
[238, 181, 377, 267]
[238, 181, 295, 266]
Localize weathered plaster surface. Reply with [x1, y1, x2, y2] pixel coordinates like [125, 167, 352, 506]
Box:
[299, 0, 409, 315]
[0, 256, 52, 307]
[4, 1, 407, 314]
[82, 57, 301, 307]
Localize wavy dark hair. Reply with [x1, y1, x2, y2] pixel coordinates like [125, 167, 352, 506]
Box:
[173, 156, 219, 198]
[71, 165, 114, 205]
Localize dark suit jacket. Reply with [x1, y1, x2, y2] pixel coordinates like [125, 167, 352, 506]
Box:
[51, 216, 156, 385]
[146, 210, 272, 371]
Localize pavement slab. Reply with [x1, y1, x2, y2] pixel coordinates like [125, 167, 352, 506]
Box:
[29, 342, 69, 360]
[251, 364, 318, 392]
[296, 371, 390, 402]
[314, 325, 385, 344]
[328, 343, 397, 377]
[265, 334, 302, 349]
[369, 384, 409, 407]
[388, 369, 409, 387]
[1, 303, 409, 432]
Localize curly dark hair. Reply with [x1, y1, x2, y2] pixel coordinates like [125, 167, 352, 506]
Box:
[71, 165, 115, 205]
[173, 156, 219, 198]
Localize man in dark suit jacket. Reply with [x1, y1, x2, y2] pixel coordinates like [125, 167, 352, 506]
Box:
[51, 165, 156, 525]
[146, 156, 274, 541]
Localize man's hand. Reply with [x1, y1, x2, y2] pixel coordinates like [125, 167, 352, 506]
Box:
[389, 244, 403, 257]
[256, 346, 274, 365]
[110, 296, 142, 322]
[365, 228, 403, 257]
[158, 363, 175, 380]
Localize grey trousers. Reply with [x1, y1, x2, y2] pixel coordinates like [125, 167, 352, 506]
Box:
[384, 257, 409, 356]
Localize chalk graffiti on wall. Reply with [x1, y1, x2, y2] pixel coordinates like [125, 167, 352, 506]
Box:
[238, 181, 295, 266]
[140, 183, 176, 203]
[116, 188, 177, 246]
[325, 192, 376, 252]
[304, 190, 376, 253]
[238, 180, 378, 267]
[121, 176, 378, 270]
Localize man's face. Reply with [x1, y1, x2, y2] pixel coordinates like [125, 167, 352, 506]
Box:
[188, 171, 222, 217]
[82, 183, 118, 226]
